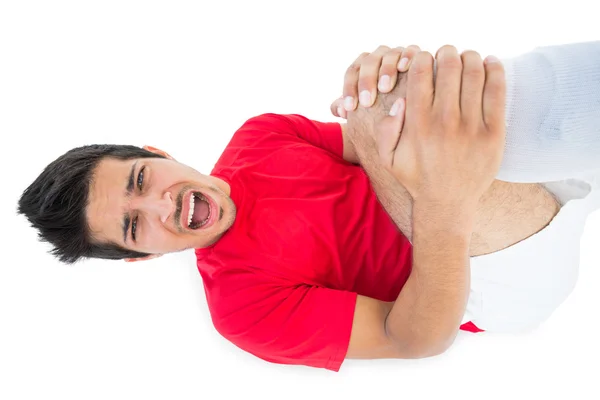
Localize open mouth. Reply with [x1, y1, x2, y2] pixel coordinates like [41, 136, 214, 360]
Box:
[186, 191, 212, 230]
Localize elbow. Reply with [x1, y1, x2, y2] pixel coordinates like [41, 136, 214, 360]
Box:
[416, 341, 453, 358]
[394, 331, 458, 359]
[403, 344, 450, 360]
[407, 340, 453, 359]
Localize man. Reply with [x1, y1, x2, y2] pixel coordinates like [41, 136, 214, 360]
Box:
[17, 42, 600, 371]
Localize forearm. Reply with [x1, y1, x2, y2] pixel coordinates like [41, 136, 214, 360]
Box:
[387, 202, 474, 356]
[349, 131, 413, 240]
[346, 79, 414, 241]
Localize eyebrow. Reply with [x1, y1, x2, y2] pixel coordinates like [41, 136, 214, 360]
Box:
[122, 161, 138, 244]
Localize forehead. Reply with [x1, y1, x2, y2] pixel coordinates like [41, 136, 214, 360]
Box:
[86, 157, 134, 244]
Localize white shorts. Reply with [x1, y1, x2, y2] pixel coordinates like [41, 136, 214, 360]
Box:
[462, 173, 600, 333]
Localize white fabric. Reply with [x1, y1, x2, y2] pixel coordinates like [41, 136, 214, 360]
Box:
[463, 174, 600, 332]
[497, 41, 600, 183]
[458, 41, 600, 332]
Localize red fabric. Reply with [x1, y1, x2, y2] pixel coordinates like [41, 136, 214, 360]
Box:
[460, 321, 485, 333]
[196, 114, 476, 372]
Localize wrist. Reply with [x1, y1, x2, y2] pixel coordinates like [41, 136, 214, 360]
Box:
[413, 199, 477, 238]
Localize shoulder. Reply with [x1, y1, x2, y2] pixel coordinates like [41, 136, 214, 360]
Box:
[210, 113, 309, 176]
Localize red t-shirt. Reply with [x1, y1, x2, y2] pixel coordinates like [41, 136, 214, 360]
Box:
[195, 113, 477, 372]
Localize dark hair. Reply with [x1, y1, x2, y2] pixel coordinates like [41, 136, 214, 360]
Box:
[17, 144, 166, 264]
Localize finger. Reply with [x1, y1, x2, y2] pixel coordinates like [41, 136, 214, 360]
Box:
[378, 46, 404, 93]
[376, 97, 406, 168]
[406, 51, 434, 120]
[482, 55, 507, 132]
[433, 45, 462, 118]
[397, 45, 421, 72]
[358, 45, 391, 107]
[343, 52, 370, 111]
[330, 97, 347, 119]
[459, 50, 485, 122]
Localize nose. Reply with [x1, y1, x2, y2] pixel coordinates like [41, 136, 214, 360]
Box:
[136, 191, 174, 224]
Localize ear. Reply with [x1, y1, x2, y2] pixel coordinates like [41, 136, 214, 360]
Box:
[124, 253, 163, 263]
[143, 145, 174, 160]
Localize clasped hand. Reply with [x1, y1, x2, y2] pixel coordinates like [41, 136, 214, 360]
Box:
[333, 45, 507, 208]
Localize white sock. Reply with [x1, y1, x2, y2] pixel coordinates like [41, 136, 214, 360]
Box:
[496, 41, 600, 183]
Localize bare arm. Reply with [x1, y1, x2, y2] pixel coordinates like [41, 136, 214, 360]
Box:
[343, 72, 415, 241]
[344, 46, 506, 358]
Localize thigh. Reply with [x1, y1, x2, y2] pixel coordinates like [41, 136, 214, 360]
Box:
[466, 187, 600, 333]
[470, 181, 560, 257]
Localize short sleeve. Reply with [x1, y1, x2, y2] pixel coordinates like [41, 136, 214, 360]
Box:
[243, 113, 344, 158]
[204, 269, 357, 372]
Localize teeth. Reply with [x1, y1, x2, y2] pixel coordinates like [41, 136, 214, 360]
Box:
[188, 194, 195, 227]
[186, 192, 211, 229]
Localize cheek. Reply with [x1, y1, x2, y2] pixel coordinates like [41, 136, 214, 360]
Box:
[139, 219, 175, 252]
[155, 162, 188, 181]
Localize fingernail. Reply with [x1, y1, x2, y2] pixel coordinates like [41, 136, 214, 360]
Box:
[359, 90, 371, 107]
[389, 98, 403, 116]
[378, 75, 391, 92]
[337, 106, 344, 117]
[343, 96, 355, 111]
[485, 55, 500, 64]
[398, 57, 409, 71]
[389, 101, 400, 116]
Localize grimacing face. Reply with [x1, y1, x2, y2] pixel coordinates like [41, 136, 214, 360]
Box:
[86, 146, 236, 261]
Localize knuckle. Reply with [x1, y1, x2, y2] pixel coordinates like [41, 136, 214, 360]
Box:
[343, 83, 357, 96]
[375, 45, 391, 53]
[487, 80, 506, 95]
[463, 63, 484, 80]
[346, 54, 369, 74]
[416, 50, 434, 64]
[346, 63, 360, 75]
[461, 49, 482, 61]
[438, 105, 460, 125]
[359, 52, 379, 69]
[362, 52, 378, 65]
[389, 46, 404, 55]
[383, 52, 402, 65]
[438, 44, 458, 54]
[358, 72, 377, 89]
[461, 116, 480, 131]
[462, 51, 484, 71]
[441, 56, 463, 70]
[383, 55, 402, 68]
[410, 51, 433, 75]
[485, 60, 505, 74]
[406, 45, 421, 54]
[379, 64, 396, 77]
[437, 47, 462, 68]
[442, 110, 459, 126]
[409, 63, 427, 77]
[483, 75, 506, 96]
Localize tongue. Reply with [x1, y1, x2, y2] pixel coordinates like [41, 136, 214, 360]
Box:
[192, 199, 210, 225]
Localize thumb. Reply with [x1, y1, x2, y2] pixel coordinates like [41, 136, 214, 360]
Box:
[330, 96, 347, 119]
[376, 97, 406, 168]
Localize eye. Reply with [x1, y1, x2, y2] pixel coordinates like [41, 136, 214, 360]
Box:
[137, 166, 145, 191]
[131, 216, 138, 241]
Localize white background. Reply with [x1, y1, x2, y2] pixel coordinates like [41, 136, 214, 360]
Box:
[1, 1, 599, 399]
